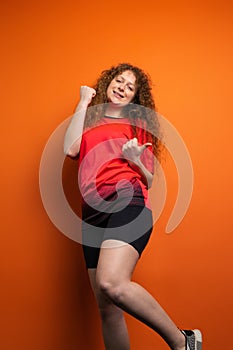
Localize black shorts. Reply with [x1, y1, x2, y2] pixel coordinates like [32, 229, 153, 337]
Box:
[82, 204, 153, 269]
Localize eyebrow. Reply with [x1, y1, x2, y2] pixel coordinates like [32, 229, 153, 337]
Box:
[117, 75, 136, 86]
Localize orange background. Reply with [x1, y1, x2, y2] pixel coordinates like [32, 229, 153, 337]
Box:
[1, 0, 233, 349]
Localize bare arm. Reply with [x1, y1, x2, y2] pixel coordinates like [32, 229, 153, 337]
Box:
[63, 86, 96, 157]
[122, 138, 154, 189]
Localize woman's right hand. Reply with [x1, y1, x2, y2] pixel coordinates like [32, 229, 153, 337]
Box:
[65, 86, 96, 157]
[80, 85, 96, 106]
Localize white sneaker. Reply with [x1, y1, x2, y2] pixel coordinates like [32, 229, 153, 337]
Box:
[181, 329, 202, 350]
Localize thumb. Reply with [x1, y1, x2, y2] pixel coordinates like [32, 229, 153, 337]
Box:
[140, 142, 152, 150]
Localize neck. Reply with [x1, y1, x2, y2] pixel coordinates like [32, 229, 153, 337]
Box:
[105, 103, 124, 118]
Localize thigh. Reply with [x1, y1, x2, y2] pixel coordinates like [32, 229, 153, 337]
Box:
[82, 205, 153, 269]
[97, 240, 139, 285]
[103, 206, 153, 256]
[97, 206, 153, 282]
[82, 206, 109, 269]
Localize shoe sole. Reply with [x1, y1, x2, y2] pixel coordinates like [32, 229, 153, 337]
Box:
[193, 329, 202, 350]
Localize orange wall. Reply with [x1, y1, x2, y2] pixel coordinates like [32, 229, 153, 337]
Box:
[1, 1, 233, 349]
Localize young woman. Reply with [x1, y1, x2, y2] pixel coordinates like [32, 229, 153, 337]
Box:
[64, 63, 202, 350]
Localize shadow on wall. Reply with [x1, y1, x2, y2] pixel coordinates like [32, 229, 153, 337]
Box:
[62, 156, 103, 349]
[62, 156, 81, 220]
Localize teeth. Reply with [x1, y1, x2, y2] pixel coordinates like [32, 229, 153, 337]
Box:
[113, 91, 123, 98]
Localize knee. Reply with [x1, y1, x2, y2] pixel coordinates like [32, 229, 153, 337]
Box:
[97, 278, 127, 305]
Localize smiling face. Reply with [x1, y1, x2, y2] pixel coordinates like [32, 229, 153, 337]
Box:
[106, 70, 137, 106]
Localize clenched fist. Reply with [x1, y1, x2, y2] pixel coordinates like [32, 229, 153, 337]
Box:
[80, 85, 96, 106]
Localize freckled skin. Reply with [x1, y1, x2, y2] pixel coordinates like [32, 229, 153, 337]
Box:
[106, 70, 136, 106]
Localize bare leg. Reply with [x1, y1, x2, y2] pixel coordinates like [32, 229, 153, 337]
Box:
[88, 269, 130, 350]
[95, 240, 186, 350]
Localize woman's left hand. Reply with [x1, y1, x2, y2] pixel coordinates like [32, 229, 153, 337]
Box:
[122, 138, 152, 163]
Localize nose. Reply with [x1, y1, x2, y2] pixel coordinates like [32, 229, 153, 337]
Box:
[118, 83, 125, 92]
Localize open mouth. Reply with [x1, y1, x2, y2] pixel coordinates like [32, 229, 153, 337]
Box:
[113, 90, 124, 99]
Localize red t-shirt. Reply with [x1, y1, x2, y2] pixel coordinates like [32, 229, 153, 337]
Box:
[78, 116, 154, 212]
